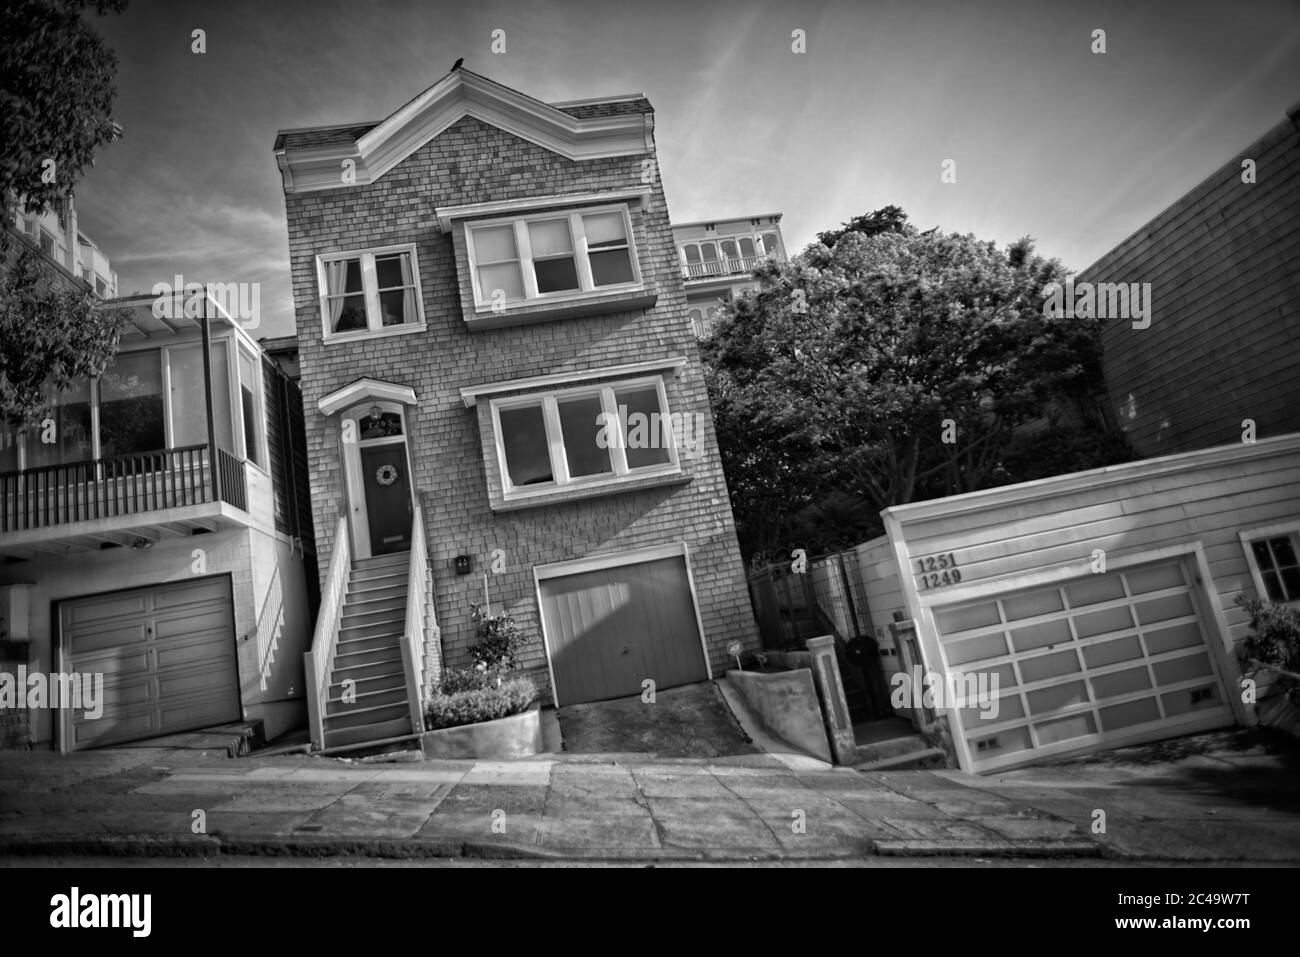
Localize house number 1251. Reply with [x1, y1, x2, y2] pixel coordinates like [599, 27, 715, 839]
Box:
[916, 553, 961, 588]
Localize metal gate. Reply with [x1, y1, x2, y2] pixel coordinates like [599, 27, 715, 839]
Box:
[746, 550, 892, 718]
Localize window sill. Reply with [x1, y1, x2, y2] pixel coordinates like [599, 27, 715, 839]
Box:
[322, 322, 426, 345]
[466, 288, 657, 331]
[491, 468, 690, 513]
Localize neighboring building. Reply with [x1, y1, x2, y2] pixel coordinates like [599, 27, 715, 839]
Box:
[671, 213, 786, 338]
[259, 334, 301, 383]
[0, 273, 317, 750]
[1081, 103, 1300, 457]
[274, 67, 759, 749]
[10, 197, 118, 299]
[857, 434, 1300, 773]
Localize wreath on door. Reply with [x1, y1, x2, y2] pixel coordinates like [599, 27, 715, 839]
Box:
[375, 463, 399, 486]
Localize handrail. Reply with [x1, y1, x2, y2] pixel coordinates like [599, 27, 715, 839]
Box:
[304, 512, 350, 750]
[400, 502, 428, 735]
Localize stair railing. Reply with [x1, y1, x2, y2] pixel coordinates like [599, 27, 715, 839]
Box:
[400, 501, 430, 735]
[304, 511, 351, 750]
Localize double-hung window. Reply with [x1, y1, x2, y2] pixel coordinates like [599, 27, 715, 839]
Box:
[318, 244, 423, 339]
[491, 376, 678, 500]
[468, 205, 640, 309]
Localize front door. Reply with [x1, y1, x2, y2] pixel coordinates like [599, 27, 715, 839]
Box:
[360, 443, 410, 554]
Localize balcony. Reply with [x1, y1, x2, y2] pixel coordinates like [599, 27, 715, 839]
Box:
[681, 255, 769, 281]
[0, 445, 252, 558]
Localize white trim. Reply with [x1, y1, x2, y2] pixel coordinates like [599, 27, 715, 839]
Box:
[548, 92, 646, 108]
[319, 378, 418, 416]
[882, 432, 1300, 525]
[531, 541, 712, 707]
[340, 401, 415, 560]
[460, 356, 686, 408]
[1238, 520, 1300, 604]
[437, 189, 651, 233]
[278, 71, 652, 193]
[316, 243, 425, 342]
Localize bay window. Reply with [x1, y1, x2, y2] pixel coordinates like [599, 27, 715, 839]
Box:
[468, 204, 640, 309]
[490, 376, 678, 500]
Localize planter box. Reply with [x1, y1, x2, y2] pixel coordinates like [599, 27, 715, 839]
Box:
[419, 702, 543, 759]
[1256, 693, 1300, 740]
[726, 668, 833, 763]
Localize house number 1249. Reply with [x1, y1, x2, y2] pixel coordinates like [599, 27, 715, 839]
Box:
[916, 553, 961, 588]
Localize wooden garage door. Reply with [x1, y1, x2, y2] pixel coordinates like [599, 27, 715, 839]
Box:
[931, 558, 1233, 772]
[60, 576, 241, 750]
[538, 553, 708, 706]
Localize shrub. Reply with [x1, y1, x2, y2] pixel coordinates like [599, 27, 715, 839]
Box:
[1236, 596, 1300, 700]
[468, 602, 528, 672]
[437, 667, 496, 695]
[423, 675, 536, 731]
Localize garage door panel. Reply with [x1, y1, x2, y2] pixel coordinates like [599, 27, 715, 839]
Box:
[541, 553, 706, 705]
[66, 621, 148, 654]
[60, 576, 240, 750]
[1089, 665, 1153, 699]
[933, 558, 1232, 772]
[1083, 634, 1144, 668]
[64, 593, 148, 626]
[959, 692, 1025, 731]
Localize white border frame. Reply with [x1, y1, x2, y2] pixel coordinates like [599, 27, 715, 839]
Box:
[532, 541, 713, 707]
[465, 203, 642, 313]
[316, 242, 426, 344]
[488, 375, 681, 503]
[1238, 520, 1300, 605]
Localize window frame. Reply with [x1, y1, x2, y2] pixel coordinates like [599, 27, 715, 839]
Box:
[1240, 522, 1300, 605]
[235, 343, 268, 472]
[466, 204, 642, 313]
[488, 375, 679, 501]
[316, 242, 426, 343]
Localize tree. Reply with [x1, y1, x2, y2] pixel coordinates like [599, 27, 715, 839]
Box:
[1, 0, 127, 218]
[815, 204, 909, 249]
[703, 214, 1130, 561]
[0, 246, 128, 429]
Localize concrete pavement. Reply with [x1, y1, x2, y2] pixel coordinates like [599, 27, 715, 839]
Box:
[1, 727, 1297, 863]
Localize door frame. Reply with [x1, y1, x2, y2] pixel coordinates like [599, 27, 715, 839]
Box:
[532, 541, 713, 707]
[53, 572, 240, 753]
[341, 400, 416, 559]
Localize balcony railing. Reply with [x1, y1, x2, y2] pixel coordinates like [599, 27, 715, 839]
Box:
[0, 444, 248, 533]
[682, 255, 770, 281]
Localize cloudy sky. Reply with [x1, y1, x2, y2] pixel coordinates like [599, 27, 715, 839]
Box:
[73, 0, 1300, 339]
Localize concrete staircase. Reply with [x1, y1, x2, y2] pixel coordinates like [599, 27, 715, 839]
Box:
[850, 716, 948, 771]
[321, 552, 415, 750]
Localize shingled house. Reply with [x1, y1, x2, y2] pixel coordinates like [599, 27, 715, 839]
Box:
[274, 67, 759, 749]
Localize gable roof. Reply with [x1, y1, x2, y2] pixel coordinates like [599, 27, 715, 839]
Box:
[273, 69, 654, 194]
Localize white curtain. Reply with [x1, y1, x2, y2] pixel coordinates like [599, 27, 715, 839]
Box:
[326, 260, 348, 329]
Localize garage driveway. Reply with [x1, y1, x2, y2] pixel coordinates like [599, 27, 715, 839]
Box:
[556, 681, 759, 758]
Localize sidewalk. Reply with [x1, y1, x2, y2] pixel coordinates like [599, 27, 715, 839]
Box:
[0, 728, 1296, 863]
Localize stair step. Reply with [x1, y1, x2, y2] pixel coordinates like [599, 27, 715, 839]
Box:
[324, 698, 411, 729]
[343, 593, 406, 614]
[325, 685, 409, 715]
[329, 657, 405, 681]
[336, 633, 402, 656]
[852, 746, 948, 772]
[333, 646, 405, 671]
[322, 716, 416, 750]
[354, 552, 411, 571]
[346, 580, 409, 602]
[340, 606, 406, 629]
[329, 671, 407, 697]
[338, 619, 404, 641]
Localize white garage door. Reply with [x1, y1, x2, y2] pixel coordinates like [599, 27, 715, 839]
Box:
[931, 558, 1233, 772]
[60, 576, 241, 750]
